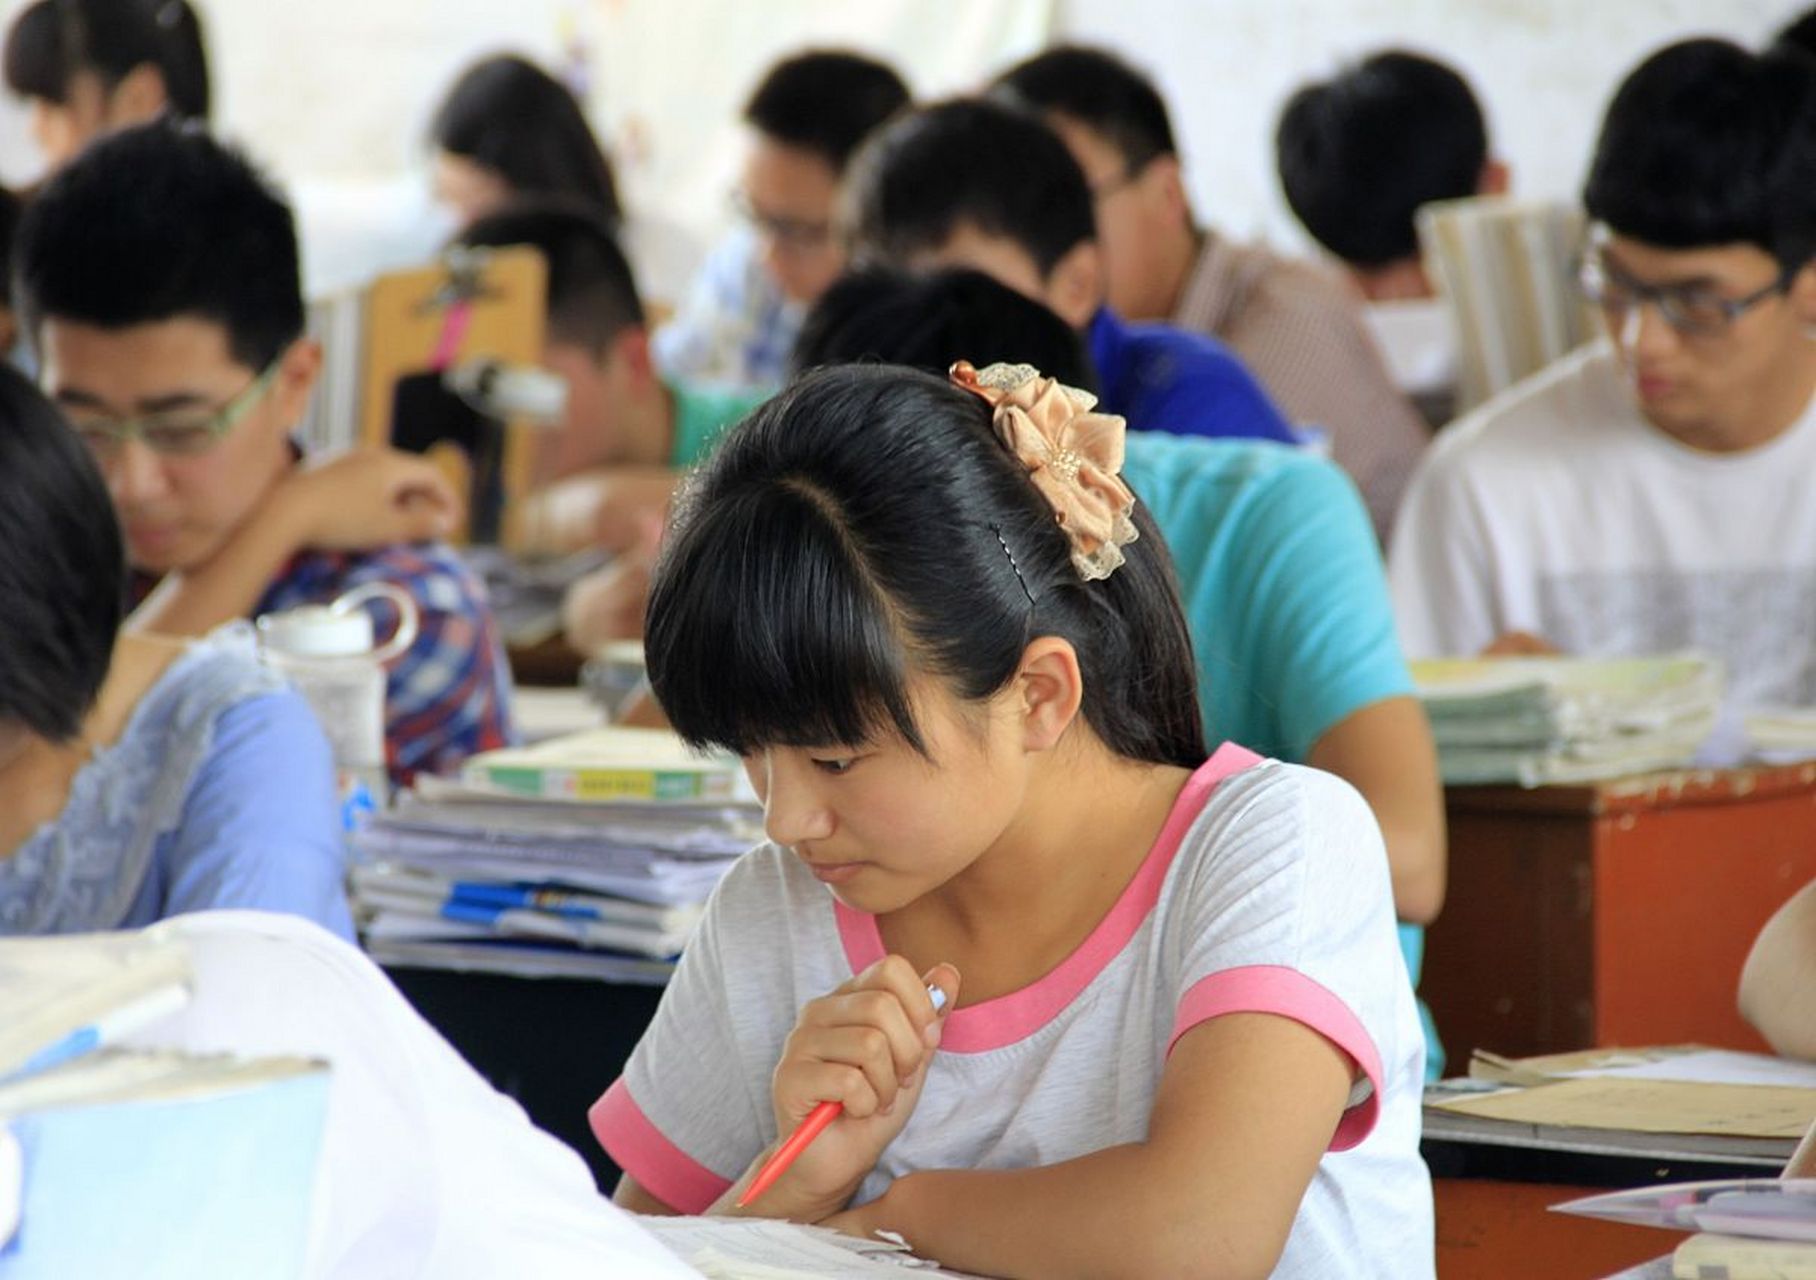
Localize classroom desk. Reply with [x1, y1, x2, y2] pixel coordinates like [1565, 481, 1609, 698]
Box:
[1424, 1107, 1784, 1279]
[1422, 763, 1816, 1068]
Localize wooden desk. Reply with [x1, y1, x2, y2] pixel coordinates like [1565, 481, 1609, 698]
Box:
[1424, 763, 1816, 1068]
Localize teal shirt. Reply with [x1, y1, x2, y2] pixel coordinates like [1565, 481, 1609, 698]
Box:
[1122, 433, 1443, 1078]
[668, 381, 769, 468]
[1122, 433, 1410, 758]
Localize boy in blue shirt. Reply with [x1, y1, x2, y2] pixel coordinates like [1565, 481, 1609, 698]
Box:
[842, 98, 1301, 448]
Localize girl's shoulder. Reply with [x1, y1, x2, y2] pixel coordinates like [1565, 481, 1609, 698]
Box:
[1170, 756, 1388, 907]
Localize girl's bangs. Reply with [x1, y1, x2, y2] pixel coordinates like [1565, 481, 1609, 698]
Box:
[645, 486, 924, 757]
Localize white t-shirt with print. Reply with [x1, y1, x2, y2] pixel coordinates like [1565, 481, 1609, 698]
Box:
[592, 746, 1434, 1280]
[1390, 342, 1816, 724]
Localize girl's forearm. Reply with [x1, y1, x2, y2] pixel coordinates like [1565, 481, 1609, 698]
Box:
[858, 1145, 1283, 1280]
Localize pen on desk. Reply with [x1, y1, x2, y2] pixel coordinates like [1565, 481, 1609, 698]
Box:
[736, 982, 949, 1209]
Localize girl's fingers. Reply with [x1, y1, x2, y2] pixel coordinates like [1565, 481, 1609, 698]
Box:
[798, 988, 926, 1081]
[779, 1059, 881, 1122]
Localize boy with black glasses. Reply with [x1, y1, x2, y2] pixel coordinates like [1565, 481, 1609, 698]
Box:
[15, 121, 515, 783]
[1389, 40, 1816, 753]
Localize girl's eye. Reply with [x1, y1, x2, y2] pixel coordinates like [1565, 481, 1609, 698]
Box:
[811, 756, 859, 776]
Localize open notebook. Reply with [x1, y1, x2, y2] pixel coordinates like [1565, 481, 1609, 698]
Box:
[638, 1216, 984, 1278]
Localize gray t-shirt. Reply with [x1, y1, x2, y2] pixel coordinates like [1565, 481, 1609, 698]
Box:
[593, 748, 1433, 1278]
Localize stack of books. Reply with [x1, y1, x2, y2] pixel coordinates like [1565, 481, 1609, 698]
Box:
[352, 727, 763, 982]
[1411, 653, 1724, 786]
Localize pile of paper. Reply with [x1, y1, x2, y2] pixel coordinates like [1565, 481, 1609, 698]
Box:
[1411, 653, 1724, 785]
[353, 728, 763, 982]
[1747, 708, 1816, 765]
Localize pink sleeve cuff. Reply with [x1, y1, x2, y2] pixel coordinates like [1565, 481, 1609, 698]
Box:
[1169, 965, 1385, 1151]
[589, 1077, 732, 1213]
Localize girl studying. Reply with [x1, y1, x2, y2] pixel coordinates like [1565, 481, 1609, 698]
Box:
[591, 361, 1432, 1278]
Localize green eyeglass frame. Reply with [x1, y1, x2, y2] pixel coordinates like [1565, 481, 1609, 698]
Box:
[67, 358, 282, 457]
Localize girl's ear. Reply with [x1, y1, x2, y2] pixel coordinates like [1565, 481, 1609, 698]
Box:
[1015, 636, 1084, 753]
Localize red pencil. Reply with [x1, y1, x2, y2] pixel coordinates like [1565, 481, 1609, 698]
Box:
[736, 983, 948, 1208]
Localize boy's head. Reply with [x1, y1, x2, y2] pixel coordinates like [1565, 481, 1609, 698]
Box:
[793, 266, 1096, 392]
[14, 119, 315, 575]
[1276, 50, 1501, 297]
[0, 363, 123, 752]
[457, 202, 657, 473]
[738, 50, 910, 307]
[843, 98, 1104, 329]
[1581, 39, 1816, 449]
[3, 0, 209, 171]
[991, 46, 1193, 319]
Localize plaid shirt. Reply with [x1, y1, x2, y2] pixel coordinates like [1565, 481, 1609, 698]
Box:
[1172, 231, 1429, 546]
[254, 543, 516, 784]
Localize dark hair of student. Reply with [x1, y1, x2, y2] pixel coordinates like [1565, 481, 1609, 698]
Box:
[1276, 50, 1487, 268]
[645, 362, 1206, 770]
[992, 44, 1177, 179]
[793, 266, 1097, 393]
[14, 119, 304, 371]
[1584, 39, 1816, 274]
[430, 54, 623, 228]
[456, 201, 645, 354]
[742, 49, 911, 174]
[3, 0, 209, 120]
[0, 364, 124, 742]
[844, 98, 1097, 278]
[1774, 7, 1816, 63]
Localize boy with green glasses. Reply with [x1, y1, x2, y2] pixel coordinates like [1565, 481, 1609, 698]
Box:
[16, 120, 515, 783]
[1390, 40, 1816, 758]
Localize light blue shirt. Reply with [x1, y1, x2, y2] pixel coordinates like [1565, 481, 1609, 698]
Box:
[1122, 433, 1441, 1077]
[0, 629, 353, 940]
[652, 226, 799, 393]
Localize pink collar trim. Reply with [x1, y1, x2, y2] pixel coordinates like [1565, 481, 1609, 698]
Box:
[832, 742, 1262, 1054]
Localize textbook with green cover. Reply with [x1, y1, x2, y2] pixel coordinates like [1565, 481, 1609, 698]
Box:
[460, 725, 754, 802]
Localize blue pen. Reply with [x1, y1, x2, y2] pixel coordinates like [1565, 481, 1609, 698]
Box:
[11, 984, 191, 1081]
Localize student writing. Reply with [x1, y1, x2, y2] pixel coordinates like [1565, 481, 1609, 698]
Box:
[592, 361, 1432, 1278]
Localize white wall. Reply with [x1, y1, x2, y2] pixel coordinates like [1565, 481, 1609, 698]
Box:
[0, 0, 1799, 294]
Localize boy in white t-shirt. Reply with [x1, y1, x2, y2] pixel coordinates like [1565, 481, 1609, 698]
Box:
[1390, 39, 1816, 736]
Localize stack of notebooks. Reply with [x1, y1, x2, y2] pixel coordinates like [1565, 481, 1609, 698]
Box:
[1411, 653, 1723, 786]
[0, 930, 328, 1278]
[353, 726, 763, 982]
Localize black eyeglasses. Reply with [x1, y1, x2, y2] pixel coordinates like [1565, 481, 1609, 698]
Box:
[728, 190, 833, 254]
[1577, 251, 1794, 338]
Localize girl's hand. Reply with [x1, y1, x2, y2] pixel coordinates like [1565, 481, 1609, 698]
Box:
[740, 956, 958, 1220]
[276, 447, 461, 551]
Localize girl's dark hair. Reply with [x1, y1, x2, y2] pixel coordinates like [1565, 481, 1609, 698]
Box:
[429, 54, 622, 229]
[645, 363, 1205, 769]
[4, 0, 210, 121]
[0, 363, 124, 742]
